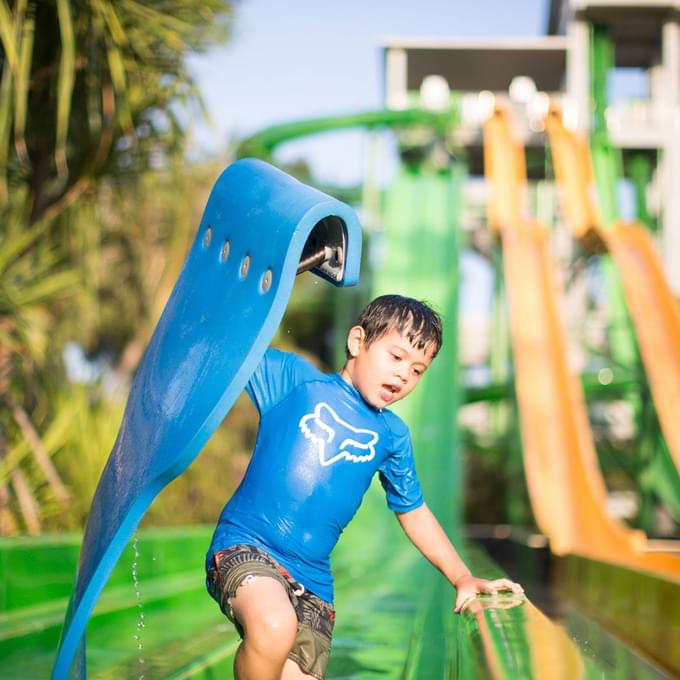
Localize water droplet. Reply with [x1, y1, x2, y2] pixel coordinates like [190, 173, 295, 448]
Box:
[131, 530, 145, 669]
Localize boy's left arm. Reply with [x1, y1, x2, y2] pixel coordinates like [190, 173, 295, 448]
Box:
[396, 503, 524, 613]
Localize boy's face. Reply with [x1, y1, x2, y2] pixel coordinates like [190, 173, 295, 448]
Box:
[344, 326, 435, 409]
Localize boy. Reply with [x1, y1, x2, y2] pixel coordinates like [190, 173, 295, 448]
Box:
[206, 294, 523, 680]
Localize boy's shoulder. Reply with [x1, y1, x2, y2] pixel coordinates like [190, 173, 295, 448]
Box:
[265, 347, 325, 377]
[261, 347, 333, 390]
[248, 347, 332, 415]
[380, 407, 411, 439]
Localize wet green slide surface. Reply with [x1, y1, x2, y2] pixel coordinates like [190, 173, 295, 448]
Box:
[0, 502, 502, 679]
[4, 514, 673, 678]
[0, 507, 445, 679]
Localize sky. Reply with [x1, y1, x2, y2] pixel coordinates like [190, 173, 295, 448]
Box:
[187, 0, 549, 184]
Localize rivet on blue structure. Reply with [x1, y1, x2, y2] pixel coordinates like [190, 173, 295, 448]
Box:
[52, 158, 362, 680]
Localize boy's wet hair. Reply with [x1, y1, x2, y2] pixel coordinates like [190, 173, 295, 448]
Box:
[353, 294, 443, 358]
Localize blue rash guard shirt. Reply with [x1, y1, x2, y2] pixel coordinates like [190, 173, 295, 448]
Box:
[206, 349, 424, 603]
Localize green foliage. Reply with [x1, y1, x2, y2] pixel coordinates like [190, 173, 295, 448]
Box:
[0, 202, 80, 533]
[0, 201, 79, 363]
[0, 0, 235, 534]
[2, 384, 123, 531]
[59, 158, 218, 360]
[44, 385, 124, 530]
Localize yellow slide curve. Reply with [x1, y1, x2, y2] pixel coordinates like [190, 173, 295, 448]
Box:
[483, 105, 680, 580]
[546, 109, 680, 477]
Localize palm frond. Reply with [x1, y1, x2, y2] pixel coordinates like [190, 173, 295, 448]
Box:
[13, 7, 34, 162]
[0, 21, 14, 204]
[55, 0, 76, 177]
[11, 269, 80, 308]
[0, 220, 48, 274]
[0, 0, 21, 73]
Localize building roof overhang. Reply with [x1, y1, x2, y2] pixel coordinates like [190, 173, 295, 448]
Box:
[381, 37, 569, 92]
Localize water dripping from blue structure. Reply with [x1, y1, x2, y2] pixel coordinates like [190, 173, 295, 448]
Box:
[131, 531, 145, 680]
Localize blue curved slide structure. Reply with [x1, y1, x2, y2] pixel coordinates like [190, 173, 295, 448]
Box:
[51, 159, 362, 679]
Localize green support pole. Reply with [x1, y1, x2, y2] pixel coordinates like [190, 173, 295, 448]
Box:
[589, 25, 639, 370]
[372, 163, 463, 676]
[490, 246, 510, 437]
[627, 153, 655, 231]
[490, 246, 529, 525]
[373, 164, 462, 524]
[589, 25, 680, 529]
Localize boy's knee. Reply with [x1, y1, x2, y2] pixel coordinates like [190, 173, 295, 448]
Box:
[229, 574, 298, 660]
[244, 603, 298, 655]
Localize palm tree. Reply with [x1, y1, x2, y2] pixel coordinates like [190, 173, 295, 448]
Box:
[0, 0, 232, 224]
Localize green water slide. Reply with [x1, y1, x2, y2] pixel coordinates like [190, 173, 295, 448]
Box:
[2, 525, 675, 678]
[371, 164, 462, 676]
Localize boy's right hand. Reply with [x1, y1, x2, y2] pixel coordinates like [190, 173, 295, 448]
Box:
[453, 574, 524, 613]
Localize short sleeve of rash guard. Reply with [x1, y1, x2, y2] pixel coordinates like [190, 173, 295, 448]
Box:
[378, 418, 424, 512]
[246, 348, 319, 415]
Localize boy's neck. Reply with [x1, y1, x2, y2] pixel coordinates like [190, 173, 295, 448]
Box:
[339, 365, 353, 386]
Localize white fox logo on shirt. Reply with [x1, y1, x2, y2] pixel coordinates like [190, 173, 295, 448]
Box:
[298, 402, 379, 466]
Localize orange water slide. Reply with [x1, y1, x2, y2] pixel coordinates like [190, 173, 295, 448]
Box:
[483, 106, 680, 579]
[546, 109, 680, 475]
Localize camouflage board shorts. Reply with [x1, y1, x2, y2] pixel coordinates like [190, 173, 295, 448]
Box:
[207, 544, 335, 680]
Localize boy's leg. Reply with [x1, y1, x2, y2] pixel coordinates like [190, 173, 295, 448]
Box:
[207, 545, 332, 679]
[230, 576, 298, 680]
[281, 658, 317, 679]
